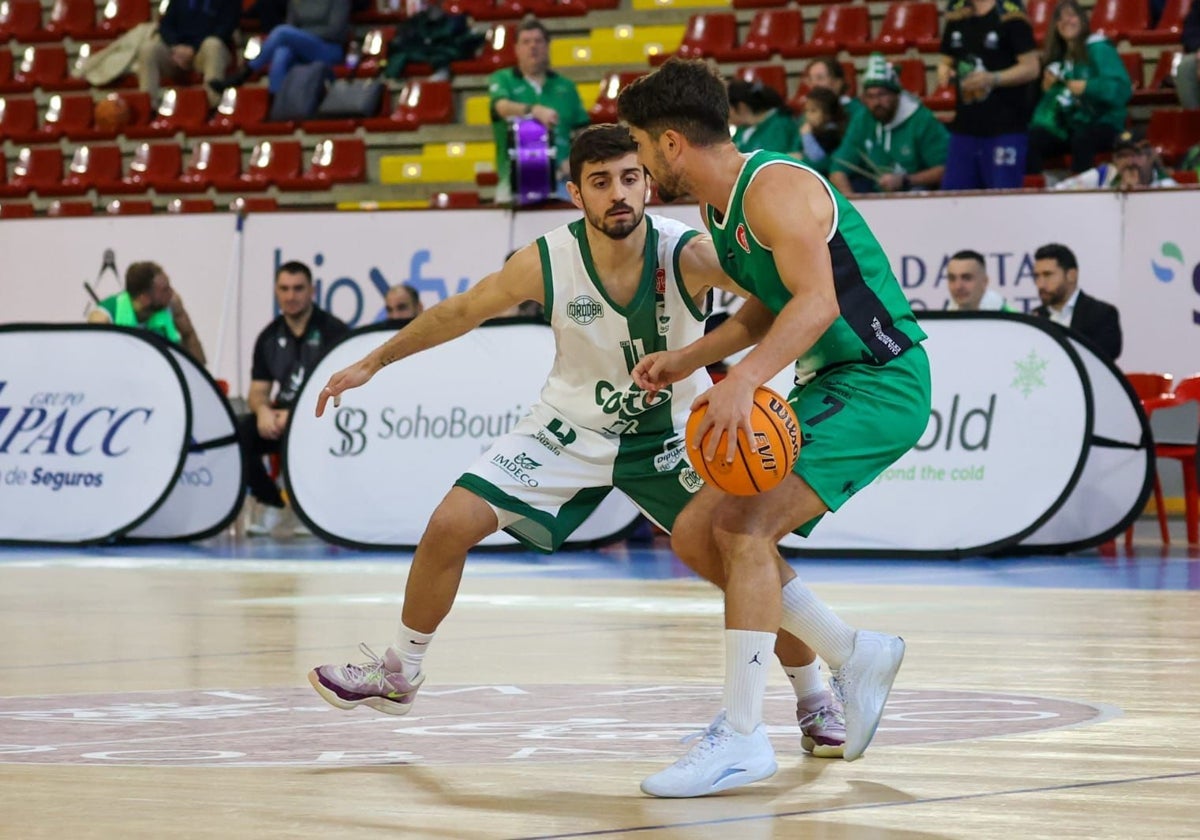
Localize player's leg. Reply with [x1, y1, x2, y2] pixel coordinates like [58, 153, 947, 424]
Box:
[307, 487, 499, 715]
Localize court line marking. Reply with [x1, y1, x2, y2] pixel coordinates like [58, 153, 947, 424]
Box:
[515, 770, 1200, 840]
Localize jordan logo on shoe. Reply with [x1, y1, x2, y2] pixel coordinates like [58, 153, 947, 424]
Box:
[749, 652, 762, 665]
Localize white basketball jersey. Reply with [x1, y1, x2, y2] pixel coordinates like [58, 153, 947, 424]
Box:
[534, 213, 711, 438]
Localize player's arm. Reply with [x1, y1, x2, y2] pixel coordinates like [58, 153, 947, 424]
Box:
[315, 245, 544, 416]
[729, 166, 840, 389]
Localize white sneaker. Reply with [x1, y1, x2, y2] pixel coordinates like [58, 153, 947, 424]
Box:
[833, 630, 905, 762]
[640, 712, 777, 798]
[245, 501, 284, 537]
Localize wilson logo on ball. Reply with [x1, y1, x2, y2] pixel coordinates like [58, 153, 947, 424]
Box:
[685, 386, 801, 496]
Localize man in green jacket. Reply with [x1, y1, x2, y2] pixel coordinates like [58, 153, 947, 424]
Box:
[829, 54, 949, 195]
[488, 17, 590, 202]
[87, 260, 206, 364]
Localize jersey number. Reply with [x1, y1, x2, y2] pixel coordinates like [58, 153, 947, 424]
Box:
[620, 338, 647, 374]
[804, 395, 846, 427]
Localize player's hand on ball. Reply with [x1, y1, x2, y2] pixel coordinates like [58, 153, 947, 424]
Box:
[691, 373, 756, 464]
[632, 350, 692, 395]
[315, 358, 377, 417]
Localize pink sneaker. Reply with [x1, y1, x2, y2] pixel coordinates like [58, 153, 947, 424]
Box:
[308, 643, 424, 716]
[796, 689, 846, 759]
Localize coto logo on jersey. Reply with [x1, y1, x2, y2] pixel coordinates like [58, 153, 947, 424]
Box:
[735, 224, 751, 254]
[654, 267, 666, 295]
[567, 296, 604, 325]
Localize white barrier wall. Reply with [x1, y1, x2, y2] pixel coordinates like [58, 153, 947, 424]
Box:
[0, 192, 1194, 387]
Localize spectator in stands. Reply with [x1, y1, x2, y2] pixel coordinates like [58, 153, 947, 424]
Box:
[938, 0, 1041, 190]
[945, 249, 1011, 310]
[1031, 242, 1122, 361]
[1054, 127, 1179, 189]
[137, 0, 240, 108]
[797, 88, 847, 176]
[1027, 0, 1131, 175]
[383, 283, 424, 325]
[1177, 0, 1200, 107]
[240, 260, 349, 536]
[210, 0, 350, 95]
[828, 54, 949, 195]
[727, 78, 799, 155]
[488, 16, 590, 203]
[383, 0, 482, 82]
[805, 57, 866, 126]
[87, 261, 207, 364]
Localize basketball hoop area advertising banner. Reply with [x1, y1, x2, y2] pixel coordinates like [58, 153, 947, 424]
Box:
[0, 326, 190, 544]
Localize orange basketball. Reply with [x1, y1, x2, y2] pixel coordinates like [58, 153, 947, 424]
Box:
[94, 95, 130, 133]
[685, 386, 801, 496]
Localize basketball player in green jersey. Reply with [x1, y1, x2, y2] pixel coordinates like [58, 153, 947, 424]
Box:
[307, 125, 848, 765]
[618, 59, 932, 797]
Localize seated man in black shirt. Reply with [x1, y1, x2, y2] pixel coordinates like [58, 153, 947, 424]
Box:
[241, 260, 350, 535]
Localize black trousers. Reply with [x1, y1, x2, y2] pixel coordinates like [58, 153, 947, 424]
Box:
[237, 413, 285, 507]
[1027, 123, 1120, 174]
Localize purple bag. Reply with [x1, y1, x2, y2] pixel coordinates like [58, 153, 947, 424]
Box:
[508, 117, 555, 205]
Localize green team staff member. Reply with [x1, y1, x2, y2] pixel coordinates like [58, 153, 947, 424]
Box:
[488, 16, 589, 201]
[618, 58, 931, 798]
[829, 54, 949, 195]
[87, 260, 206, 363]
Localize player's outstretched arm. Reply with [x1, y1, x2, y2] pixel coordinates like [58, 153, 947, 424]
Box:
[315, 245, 543, 416]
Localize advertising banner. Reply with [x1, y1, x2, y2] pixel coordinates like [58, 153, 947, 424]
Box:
[0, 326, 190, 545]
[126, 342, 244, 542]
[776, 314, 1091, 555]
[284, 324, 640, 548]
[1015, 334, 1154, 552]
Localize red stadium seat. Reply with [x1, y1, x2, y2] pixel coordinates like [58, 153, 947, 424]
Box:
[177, 139, 241, 191]
[104, 197, 153, 214]
[736, 9, 805, 61]
[1130, 0, 1194, 44]
[354, 26, 395, 77]
[0, 201, 35, 217]
[588, 71, 644, 124]
[96, 0, 150, 37]
[166, 196, 216, 212]
[924, 80, 956, 111]
[229, 195, 279, 212]
[194, 85, 291, 135]
[460, 0, 524, 22]
[429, 190, 482, 208]
[652, 13, 737, 66]
[1120, 52, 1145, 91]
[895, 58, 928, 96]
[44, 142, 123, 195]
[450, 23, 517, 75]
[13, 45, 89, 91]
[1027, 0, 1054, 44]
[363, 79, 453, 131]
[732, 0, 790, 9]
[732, 64, 788, 99]
[118, 141, 181, 191]
[1147, 108, 1200, 164]
[790, 5, 870, 58]
[0, 0, 55, 42]
[6, 146, 63, 193]
[214, 139, 301, 191]
[850, 2, 938, 55]
[276, 137, 365, 190]
[0, 96, 39, 142]
[73, 90, 154, 139]
[47, 199, 94, 215]
[1090, 0, 1148, 40]
[41, 93, 96, 140]
[126, 86, 209, 138]
[524, 0, 588, 17]
[0, 49, 29, 95]
[45, 0, 98, 39]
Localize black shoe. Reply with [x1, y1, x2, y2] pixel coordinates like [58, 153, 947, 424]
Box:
[209, 66, 251, 94]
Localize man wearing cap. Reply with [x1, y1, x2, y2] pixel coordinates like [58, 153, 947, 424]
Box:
[828, 54, 949, 195]
[1054, 128, 1179, 190]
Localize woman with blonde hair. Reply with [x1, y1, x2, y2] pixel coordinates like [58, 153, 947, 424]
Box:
[1027, 0, 1131, 174]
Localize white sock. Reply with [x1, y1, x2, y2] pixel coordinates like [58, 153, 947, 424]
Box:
[723, 629, 775, 735]
[781, 661, 825, 702]
[780, 577, 857, 670]
[392, 622, 434, 681]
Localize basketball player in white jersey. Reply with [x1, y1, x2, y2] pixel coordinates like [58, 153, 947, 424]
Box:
[307, 125, 847, 769]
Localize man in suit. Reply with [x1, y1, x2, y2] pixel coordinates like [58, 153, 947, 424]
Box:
[1032, 242, 1122, 361]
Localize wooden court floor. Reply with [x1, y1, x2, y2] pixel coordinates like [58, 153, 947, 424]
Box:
[1, 532, 1198, 840]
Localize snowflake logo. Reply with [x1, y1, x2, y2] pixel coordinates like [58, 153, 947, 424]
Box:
[1011, 350, 1048, 397]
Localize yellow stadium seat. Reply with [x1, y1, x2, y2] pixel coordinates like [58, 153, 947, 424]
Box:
[380, 155, 491, 184]
[550, 37, 594, 67]
[465, 95, 492, 127]
[420, 141, 495, 161]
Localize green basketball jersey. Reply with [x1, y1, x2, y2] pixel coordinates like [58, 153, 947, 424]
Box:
[704, 151, 925, 380]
